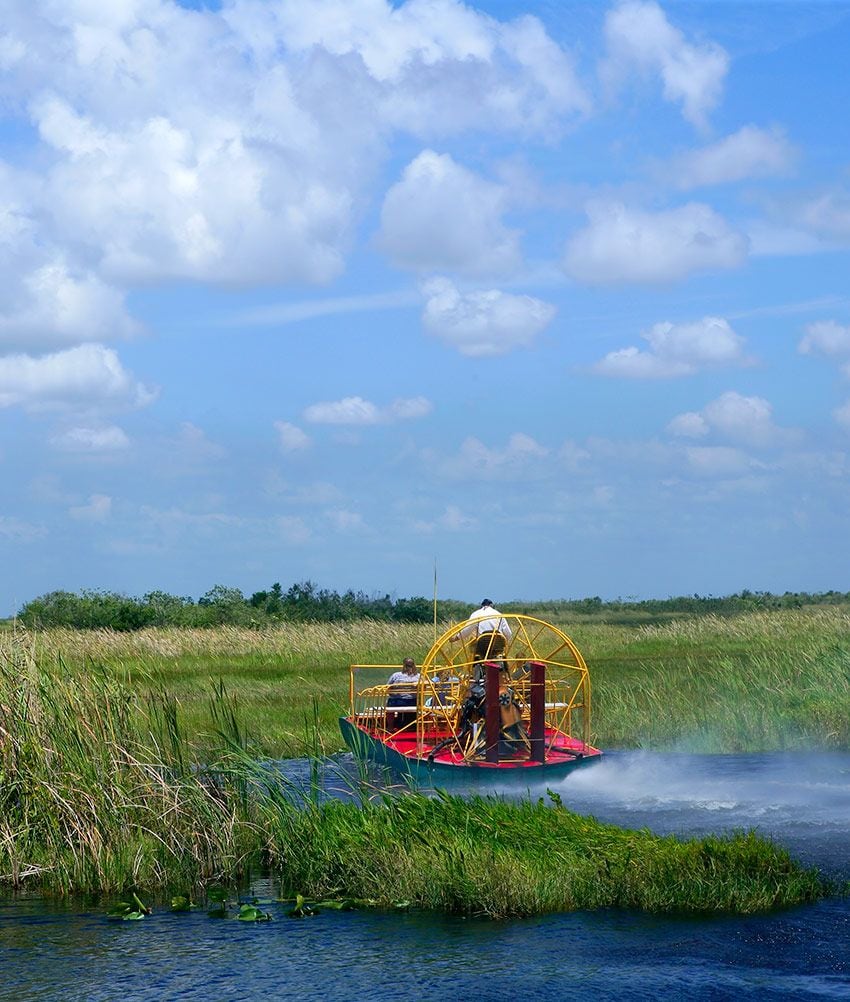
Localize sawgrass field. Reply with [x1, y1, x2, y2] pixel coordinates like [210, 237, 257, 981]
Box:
[7, 604, 850, 757]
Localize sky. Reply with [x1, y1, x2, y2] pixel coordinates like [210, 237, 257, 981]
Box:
[1, 0, 850, 613]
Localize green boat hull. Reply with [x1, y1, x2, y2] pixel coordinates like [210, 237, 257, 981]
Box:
[339, 717, 602, 788]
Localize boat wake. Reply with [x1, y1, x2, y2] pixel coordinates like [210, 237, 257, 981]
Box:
[542, 750, 850, 876]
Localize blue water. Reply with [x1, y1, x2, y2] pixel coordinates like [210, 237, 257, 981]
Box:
[2, 751, 850, 1001]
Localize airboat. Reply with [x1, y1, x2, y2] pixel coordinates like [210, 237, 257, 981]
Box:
[339, 614, 602, 785]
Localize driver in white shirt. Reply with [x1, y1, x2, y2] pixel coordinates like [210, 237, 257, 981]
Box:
[454, 599, 513, 664]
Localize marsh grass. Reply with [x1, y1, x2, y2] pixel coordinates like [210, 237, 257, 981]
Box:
[8, 606, 850, 756]
[0, 631, 836, 915]
[590, 610, 850, 751]
[15, 621, 435, 756]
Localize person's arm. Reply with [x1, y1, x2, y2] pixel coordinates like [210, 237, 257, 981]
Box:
[453, 609, 482, 641]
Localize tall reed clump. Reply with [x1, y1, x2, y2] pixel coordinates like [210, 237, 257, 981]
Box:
[0, 634, 258, 894]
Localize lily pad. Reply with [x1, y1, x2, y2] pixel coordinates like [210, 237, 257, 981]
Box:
[237, 904, 272, 922]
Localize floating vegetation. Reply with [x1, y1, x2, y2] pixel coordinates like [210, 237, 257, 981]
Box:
[237, 903, 272, 922]
[107, 893, 151, 921]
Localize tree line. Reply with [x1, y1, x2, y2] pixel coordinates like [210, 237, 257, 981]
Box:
[15, 582, 461, 630]
[12, 583, 850, 631]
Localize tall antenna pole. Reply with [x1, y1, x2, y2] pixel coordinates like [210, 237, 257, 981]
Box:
[433, 557, 438, 643]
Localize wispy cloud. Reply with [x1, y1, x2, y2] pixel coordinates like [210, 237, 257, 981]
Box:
[275, 421, 311, 452]
[229, 290, 419, 327]
[0, 516, 47, 542]
[728, 296, 847, 321]
[50, 425, 130, 452]
[601, 0, 729, 129]
[670, 126, 796, 189]
[69, 494, 112, 521]
[427, 432, 549, 481]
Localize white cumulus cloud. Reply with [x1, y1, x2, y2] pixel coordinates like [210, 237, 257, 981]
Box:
[304, 396, 381, 425]
[421, 277, 555, 357]
[0, 343, 155, 412]
[0, 0, 588, 320]
[0, 178, 140, 353]
[303, 395, 432, 425]
[378, 151, 521, 278]
[227, 0, 590, 136]
[0, 255, 141, 353]
[799, 320, 850, 358]
[594, 317, 748, 378]
[34, 96, 352, 286]
[275, 421, 311, 452]
[670, 391, 797, 448]
[601, 0, 729, 129]
[667, 411, 709, 438]
[388, 396, 432, 420]
[564, 202, 748, 285]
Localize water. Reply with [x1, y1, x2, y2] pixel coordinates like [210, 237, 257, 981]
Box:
[2, 751, 850, 1001]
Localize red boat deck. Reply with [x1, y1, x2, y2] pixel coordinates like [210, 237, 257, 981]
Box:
[378, 725, 594, 769]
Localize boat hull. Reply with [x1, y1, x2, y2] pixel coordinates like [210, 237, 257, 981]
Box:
[339, 716, 602, 787]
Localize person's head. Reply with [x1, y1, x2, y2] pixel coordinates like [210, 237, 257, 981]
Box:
[480, 599, 493, 608]
[402, 657, 417, 674]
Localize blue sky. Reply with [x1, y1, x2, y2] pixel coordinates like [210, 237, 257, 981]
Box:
[2, 0, 850, 613]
